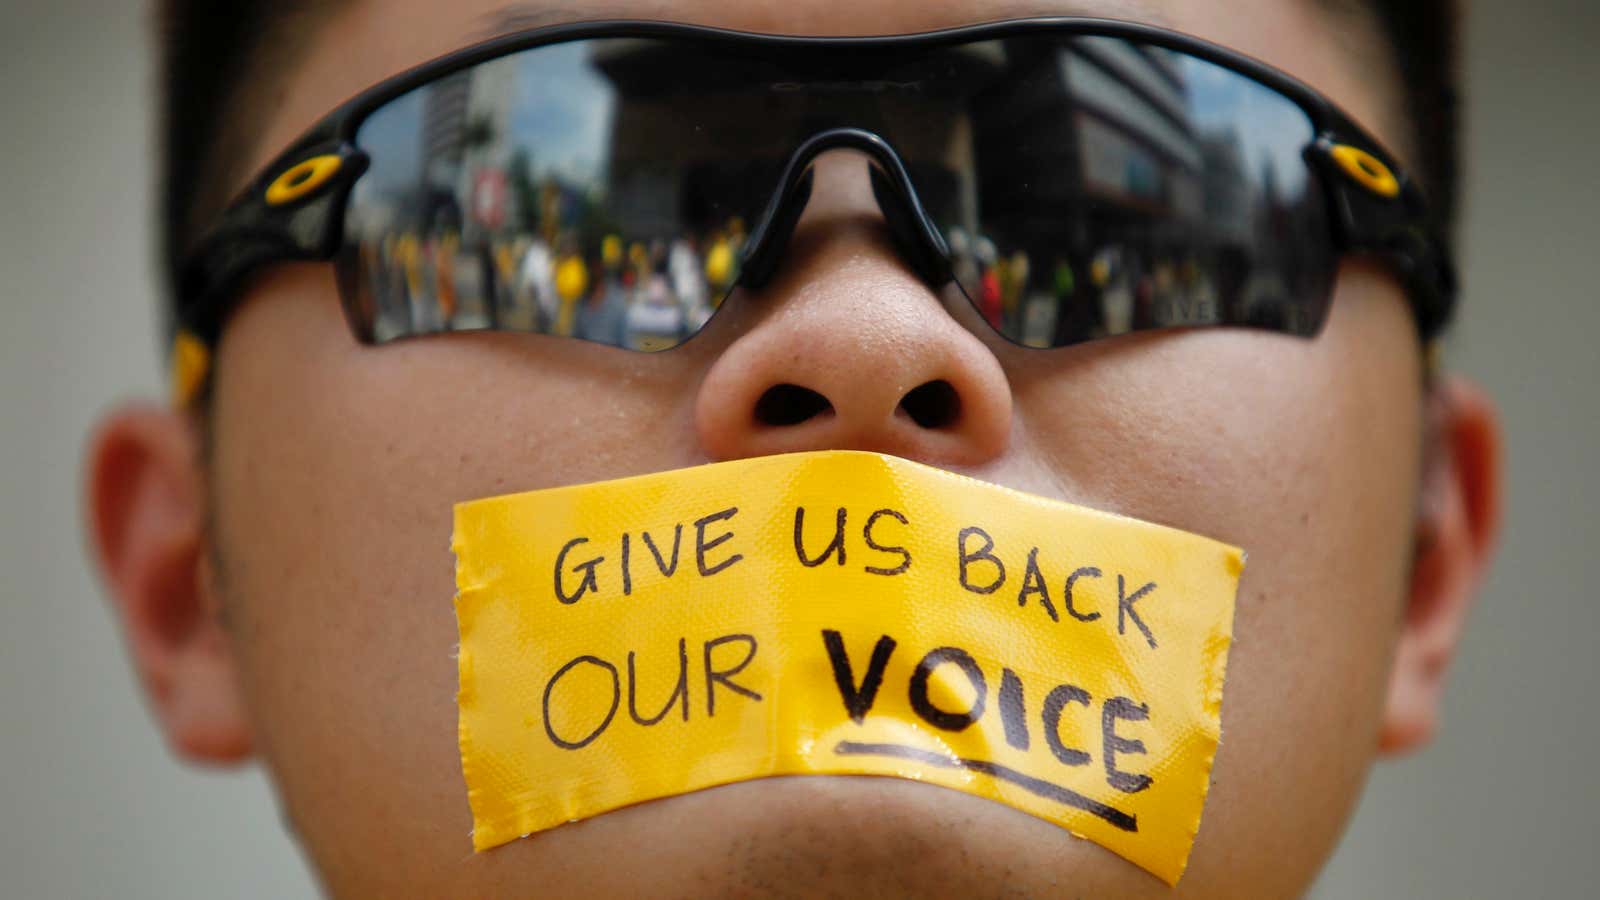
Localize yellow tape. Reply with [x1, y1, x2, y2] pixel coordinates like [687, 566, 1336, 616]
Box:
[454, 451, 1242, 884]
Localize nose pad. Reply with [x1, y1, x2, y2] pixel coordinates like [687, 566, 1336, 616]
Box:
[738, 168, 814, 291]
[868, 162, 953, 289]
[738, 127, 953, 294]
[695, 146, 1013, 466]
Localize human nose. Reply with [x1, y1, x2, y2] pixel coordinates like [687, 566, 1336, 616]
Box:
[694, 152, 1013, 466]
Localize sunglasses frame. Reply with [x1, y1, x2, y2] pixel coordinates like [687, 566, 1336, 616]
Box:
[175, 16, 1457, 351]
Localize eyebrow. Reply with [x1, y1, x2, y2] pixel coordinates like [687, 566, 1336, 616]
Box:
[478, 0, 1170, 40]
[477, 3, 671, 37]
[981, 0, 1169, 25]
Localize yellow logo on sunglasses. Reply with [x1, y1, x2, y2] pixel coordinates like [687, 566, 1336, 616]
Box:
[1329, 144, 1401, 198]
[265, 154, 344, 206]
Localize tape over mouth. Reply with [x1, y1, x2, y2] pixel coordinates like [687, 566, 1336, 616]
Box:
[453, 450, 1242, 885]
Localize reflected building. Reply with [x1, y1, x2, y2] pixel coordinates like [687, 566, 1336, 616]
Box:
[416, 64, 520, 238]
[1201, 129, 1253, 244]
[967, 38, 1225, 340]
[969, 39, 1207, 245]
[589, 39, 781, 241]
[413, 65, 521, 329]
[586, 40, 996, 243]
[418, 72, 472, 233]
[458, 62, 519, 240]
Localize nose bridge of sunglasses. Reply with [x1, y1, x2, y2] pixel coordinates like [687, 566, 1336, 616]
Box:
[739, 128, 954, 293]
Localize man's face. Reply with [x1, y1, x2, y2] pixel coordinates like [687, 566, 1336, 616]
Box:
[185, 0, 1428, 895]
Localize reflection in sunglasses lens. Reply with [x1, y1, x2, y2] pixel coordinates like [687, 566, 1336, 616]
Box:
[335, 35, 1334, 351]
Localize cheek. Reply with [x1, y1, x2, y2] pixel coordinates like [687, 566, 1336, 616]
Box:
[1010, 264, 1423, 893]
[207, 271, 711, 885]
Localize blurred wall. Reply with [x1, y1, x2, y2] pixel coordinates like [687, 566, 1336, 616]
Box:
[0, 1, 1594, 897]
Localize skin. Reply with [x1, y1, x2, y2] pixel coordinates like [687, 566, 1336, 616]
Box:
[87, 0, 1502, 896]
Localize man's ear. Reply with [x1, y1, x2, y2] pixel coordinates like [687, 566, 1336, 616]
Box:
[86, 404, 252, 763]
[1380, 376, 1503, 755]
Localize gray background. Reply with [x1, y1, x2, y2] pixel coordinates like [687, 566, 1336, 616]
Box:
[1, 1, 1594, 896]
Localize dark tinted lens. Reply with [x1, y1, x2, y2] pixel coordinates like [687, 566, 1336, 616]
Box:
[336, 32, 1335, 351]
[338, 39, 787, 350]
[929, 36, 1334, 348]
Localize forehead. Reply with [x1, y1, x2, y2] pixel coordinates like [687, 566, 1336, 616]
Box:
[243, 0, 1394, 182]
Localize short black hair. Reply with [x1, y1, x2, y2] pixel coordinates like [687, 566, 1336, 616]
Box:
[156, 0, 348, 329]
[155, 0, 1463, 317]
[1351, 0, 1463, 233]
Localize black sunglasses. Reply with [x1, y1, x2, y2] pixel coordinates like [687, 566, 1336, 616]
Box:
[172, 17, 1456, 400]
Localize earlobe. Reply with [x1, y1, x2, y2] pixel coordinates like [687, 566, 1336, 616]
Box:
[1379, 377, 1502, 755]
[86, 405, 252, 764]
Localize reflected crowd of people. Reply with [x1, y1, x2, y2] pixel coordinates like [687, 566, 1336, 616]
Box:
[355, 207, 748, 351]
[947, 226, 1269, 348]
[353, 196, 1296, 350]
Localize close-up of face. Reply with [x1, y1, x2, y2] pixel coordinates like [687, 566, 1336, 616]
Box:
[85, 0, 1502, 896]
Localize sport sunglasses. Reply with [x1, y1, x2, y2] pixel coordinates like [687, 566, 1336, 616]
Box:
[172, 17, 1456, 403]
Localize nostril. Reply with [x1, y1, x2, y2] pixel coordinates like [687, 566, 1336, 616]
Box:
[899, 379, 962, 430]
[754, 383, 834, 426]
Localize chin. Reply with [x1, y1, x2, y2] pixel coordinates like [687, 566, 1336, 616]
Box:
[465, 776, 1174, 898]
